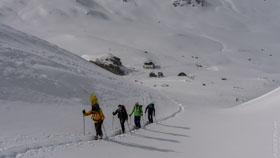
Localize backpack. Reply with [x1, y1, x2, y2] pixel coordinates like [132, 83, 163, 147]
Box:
[116, 105, 128, 119]
[91, 106, 103, 122]
[138, 105, 143, 114]
[120, 105, 128, 120]
[92, 104, 100, 112]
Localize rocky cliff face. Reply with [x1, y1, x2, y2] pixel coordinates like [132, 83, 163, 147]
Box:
[90, 54, 126, 76]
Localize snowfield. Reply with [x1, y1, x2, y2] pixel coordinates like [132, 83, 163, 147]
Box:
[0, 24, 176, 157]
[0, 0, 280, 157]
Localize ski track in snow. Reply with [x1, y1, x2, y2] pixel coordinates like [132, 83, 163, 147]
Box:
[0, 94, 184, 158]
[0, 138, 86, 158]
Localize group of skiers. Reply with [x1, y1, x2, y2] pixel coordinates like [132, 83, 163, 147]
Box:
[83, 93, 156, 140]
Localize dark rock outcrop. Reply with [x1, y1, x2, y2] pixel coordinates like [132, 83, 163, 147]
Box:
[90, 54, 125, 76]
[149, 72, 158, 77]
[173, 0, 205, 7]
[178, 72, 187, 76]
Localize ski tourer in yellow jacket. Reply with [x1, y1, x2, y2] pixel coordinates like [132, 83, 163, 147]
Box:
[84, 106, 105, 124]
[84, 93, 105, 123]
[83, 93, 105, 139]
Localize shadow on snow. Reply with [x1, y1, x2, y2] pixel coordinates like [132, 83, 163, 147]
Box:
[157, 123, 191, 130]
[143, 128, 190, 138]
[132, 133, 180, 143]
[108, 139, 175, 152]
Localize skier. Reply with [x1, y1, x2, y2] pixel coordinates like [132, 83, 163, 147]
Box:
[145, 103, 155, 123]
[129, 102, 143, 129]
[83, 93, 105, 140]
[112, 105, 128, 133]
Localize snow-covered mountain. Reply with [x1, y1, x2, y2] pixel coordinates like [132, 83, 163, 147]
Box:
[1, 0, 280, 108]
[1, 0, 280, 158]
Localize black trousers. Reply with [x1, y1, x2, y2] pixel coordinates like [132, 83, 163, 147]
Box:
[95, 121, 103, 136]
[148, 112, 153, 123]
[120, 118, 126, 133]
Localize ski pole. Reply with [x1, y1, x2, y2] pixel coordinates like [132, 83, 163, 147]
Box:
[83, 115, 85, 136]
[145, 113, 146, 122]
[102, 124, 108, 139]
[141, 114, 145, 125]
[82, 109, 85, 136]
[155, 116, 158, 124]
[112, 115, 115, 130]
[126, 119, 131, 133]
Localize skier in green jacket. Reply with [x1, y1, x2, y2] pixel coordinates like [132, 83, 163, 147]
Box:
[129, 102, 143, 129]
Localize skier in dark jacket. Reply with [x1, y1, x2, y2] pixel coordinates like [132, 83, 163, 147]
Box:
[145, 103, 155, 123]
[113, 105, 128, 133]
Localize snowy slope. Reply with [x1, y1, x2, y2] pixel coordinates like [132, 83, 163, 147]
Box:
[0, 24, 176, 156]
[0, 24, 148, 106]
[1, 0, 280, 158]
[5, 85, 280, 158]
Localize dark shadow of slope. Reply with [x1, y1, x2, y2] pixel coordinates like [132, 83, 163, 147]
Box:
[108, 139, 175, 152]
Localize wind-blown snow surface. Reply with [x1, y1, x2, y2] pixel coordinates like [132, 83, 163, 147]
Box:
[1, 0, 280, 157]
